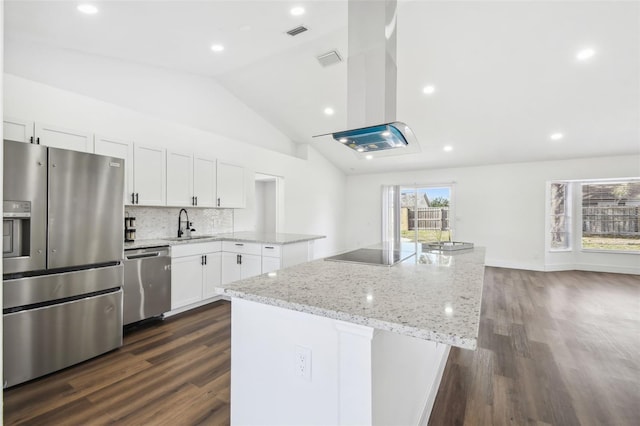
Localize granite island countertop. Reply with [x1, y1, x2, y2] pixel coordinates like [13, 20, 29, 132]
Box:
[222, 248, 485, 350]
[124, 232, 325, 250]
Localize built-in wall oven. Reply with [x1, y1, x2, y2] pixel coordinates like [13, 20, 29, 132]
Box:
[3, 140, 125, 388]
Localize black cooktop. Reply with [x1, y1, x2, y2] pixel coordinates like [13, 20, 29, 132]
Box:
[325, 248, 415, 266]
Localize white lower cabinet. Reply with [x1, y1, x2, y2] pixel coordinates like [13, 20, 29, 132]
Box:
[261, 244, 281, 274]
[171, 242, 222, 310]
[171, 255, 203, 309]
[221, 242, 262, 285]
[203, 252, 223, 299]
[261, 256, 281, 274]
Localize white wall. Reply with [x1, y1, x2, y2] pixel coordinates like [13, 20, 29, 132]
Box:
[4, 37, 297, 157]
[346, 157, 640, 273]
[4, 74, 347, 258]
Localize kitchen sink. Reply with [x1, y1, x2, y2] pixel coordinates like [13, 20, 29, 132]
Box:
[165, 235, 217, 242]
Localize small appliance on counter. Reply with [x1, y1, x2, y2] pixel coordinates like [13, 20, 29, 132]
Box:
[125, 212, 136, 242]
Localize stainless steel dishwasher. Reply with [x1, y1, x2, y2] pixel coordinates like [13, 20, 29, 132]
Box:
[123, 246, 171, 325]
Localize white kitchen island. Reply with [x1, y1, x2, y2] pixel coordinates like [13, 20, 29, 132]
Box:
[222, 247, 485, 425]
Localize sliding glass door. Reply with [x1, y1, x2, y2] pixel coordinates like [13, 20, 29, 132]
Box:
[399, 186, 453, 246]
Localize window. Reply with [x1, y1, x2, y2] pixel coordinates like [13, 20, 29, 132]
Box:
[548, 178, 640, 253]
[549, 182, 571, 250]
[581, 181, 640, 251]
[400, 185, 453, 245]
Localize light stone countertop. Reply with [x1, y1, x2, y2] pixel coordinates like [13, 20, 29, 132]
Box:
[124, 232, 325, 250]
[222, 248, 486, 350]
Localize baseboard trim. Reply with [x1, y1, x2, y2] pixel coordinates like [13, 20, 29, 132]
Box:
[545, 263, 640, 275]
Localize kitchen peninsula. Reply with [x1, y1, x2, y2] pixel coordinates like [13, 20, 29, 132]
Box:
[222, 247, 485, 425]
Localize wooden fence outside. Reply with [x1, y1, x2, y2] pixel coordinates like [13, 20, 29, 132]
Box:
[582, 206, 639, 235]
[403, 207, 450, 231]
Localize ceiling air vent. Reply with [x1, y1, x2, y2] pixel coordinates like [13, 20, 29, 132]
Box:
[286, 25, 308, 36]
[317, 50, 342, 67]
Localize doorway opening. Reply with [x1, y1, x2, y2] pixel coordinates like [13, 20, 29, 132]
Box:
[255, 173, 284, 234]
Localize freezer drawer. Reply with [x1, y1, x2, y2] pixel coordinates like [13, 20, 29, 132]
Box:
[3, 264, 123, 309]
[3, 288, 123, 388]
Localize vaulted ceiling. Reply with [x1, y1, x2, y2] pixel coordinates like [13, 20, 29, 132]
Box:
[5, 1, 640, 174]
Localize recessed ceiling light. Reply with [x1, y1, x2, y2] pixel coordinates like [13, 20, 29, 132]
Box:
[576, 48, 596, 61]
[210, 44, 225, 52]
[290, 6, 305, 16]
[338, 138, 348, 143]
[550, 133, 564, 141]
[443, 145, 453, 152]
[365, 154, 373, 160]
[77, 4, 98, 14]
[324, 107, 334, 116]
[422, 85, 436, 95]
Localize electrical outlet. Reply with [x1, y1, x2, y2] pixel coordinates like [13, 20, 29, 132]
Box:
[295, 345, 312, 381]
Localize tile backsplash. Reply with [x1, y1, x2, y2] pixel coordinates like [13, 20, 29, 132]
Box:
[126, 207, 233, 240]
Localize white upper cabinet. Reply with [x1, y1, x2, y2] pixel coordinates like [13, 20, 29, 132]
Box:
[3, 118, 92, 152]
[166, 150, 194, 207]
[193, 155, 217, 207]
[133, 144, 166, 206]
[94, 135, 134, 205]
[217, 161, 245, 208]
[167, 152, 216, 208]
[35, 123, 93, 152]
[3, 117, 34, 143]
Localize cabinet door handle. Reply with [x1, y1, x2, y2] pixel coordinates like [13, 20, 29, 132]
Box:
[201, 255, 204, 265]
[191, 196, 194, 206]
[204, 255, 207, 265]
[195, 196, 198, 206]
[135, 193, 139, 204]
[265, 246, 274, 249]
[235, 243, 244, 247]
[131, 193, 135, 204]
[36, 137, 40, 145]
[29, 136, 34, 144]
[217, 198, 221, 207]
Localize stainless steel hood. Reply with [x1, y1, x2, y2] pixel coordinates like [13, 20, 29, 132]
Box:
[317, 0, 420, 157]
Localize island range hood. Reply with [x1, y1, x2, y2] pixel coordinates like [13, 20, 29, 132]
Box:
[317, 0, 420, 157]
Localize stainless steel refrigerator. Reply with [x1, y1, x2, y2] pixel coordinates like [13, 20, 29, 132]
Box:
[3, 140, 125, 388]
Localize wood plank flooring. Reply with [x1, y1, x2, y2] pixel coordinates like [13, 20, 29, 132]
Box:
[4, 268, 640, 425]
[429, 268, 640, 426]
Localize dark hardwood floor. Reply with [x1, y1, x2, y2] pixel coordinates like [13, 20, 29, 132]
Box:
[4, 268, 639, 425]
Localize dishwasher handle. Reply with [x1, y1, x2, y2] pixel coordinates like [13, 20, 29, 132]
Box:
[125, 252, 161, 260]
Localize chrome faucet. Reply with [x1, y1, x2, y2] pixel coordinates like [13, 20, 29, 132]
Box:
[178, 208, 192, 238]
